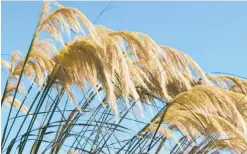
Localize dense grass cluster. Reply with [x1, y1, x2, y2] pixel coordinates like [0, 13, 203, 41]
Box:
[1, 2, 247, 154]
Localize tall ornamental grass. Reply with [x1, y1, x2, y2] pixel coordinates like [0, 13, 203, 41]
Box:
[1, 2, 247, 154]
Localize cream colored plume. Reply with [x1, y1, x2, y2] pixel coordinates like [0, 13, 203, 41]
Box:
[158, 85, 247, 153]
[208, 75, 247, 95]
[3, 96, 29, 115]
[38, 2, 98, 44]
[2, 81, 29, 115]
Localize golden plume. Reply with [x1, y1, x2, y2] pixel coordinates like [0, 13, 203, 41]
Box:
[208, 75, 247, 95]
[155, 85, 247, 153]
[1, 80, 29, 115]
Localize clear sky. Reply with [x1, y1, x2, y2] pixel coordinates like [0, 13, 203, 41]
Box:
[1, 2, 247, 153]
[2, 1, 247, 78]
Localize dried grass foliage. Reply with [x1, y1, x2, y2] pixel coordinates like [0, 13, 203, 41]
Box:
[1, 2, 247, 153]
[160, 85, 247, 153]
[2, 79, 28, 115]
[208, 75, 247, 95]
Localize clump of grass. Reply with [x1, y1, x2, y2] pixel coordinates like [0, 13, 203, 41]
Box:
[1, 2, 247, 154]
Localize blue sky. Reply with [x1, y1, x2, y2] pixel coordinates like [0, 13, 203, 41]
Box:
[2, 1, 247, 78]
